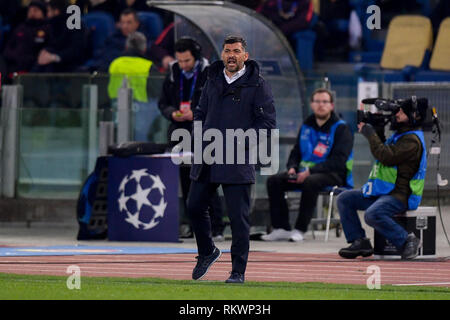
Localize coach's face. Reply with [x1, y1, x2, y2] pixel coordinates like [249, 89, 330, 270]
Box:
[221, 42, 248, 75]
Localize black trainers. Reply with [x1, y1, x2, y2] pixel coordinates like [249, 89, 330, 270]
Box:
[401, 233, 421, 260]
[192, 247, 222, 280]
[225, 272, 245, 284]
[338, 238, 373, 259]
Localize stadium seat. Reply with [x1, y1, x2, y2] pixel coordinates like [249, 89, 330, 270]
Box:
[137, 11, 163, 42]
[380, 15, 433, 70]
[429, 17, 450, 72]
[291, 30, 316, 71]
[355, 15, 433, 82]
[413, 17, 450, 81]
[82, 11, 116, 57]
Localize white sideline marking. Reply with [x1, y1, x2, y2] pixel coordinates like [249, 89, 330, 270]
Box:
[393, 282, 450, 286]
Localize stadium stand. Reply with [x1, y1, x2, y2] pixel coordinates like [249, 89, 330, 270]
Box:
[137, 11, 164, 42]
[82, 11, 116, 59]
[413, 17, 450, 81]
[354, 15, 434, 82]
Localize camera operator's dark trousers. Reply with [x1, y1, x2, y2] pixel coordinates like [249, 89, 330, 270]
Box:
[187, 167, 252, 275]
[266, 172, 342, 233]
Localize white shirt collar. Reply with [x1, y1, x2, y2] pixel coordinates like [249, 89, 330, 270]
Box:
[223, 65, 246, 84]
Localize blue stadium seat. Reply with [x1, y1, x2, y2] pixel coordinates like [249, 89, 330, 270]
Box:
[291, 30, 316, 71]
[137, 11, 163, 42]
[82, 11, 116, 57]
[0, 15, 11, 50]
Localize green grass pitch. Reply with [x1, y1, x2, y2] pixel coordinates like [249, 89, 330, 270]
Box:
[0, 273, 449, 300]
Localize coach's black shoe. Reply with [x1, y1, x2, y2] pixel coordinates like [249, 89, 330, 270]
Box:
[401, 233, 421, 260]
[338, 238, 373, 259]
[192, 247, 222, 280]
[225, 272, 245, 284]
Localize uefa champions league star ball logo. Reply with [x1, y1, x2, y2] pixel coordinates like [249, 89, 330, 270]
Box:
[117, 169, 167, 230]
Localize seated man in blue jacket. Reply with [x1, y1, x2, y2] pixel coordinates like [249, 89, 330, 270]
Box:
[263, 88, 353, 242]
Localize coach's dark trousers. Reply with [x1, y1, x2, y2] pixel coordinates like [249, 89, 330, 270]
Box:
[266, 172, 342, 233]
[187, 167, 252, 275]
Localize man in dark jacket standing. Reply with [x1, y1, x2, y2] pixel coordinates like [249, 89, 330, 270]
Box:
[263, 88, 353, 242]
[187, 35, 276, 284]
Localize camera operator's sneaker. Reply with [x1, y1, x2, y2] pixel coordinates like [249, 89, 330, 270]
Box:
[401, 233, 421, 260]
[192, 247, 222, 280]
[261, 228, 292, 241]
[338, 238, 373, 259]
[289, 229, 304, 242]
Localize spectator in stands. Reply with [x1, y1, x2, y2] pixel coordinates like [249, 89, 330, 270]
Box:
[34, 0, 88, 72]
[1, 1, 49, 78]
[91, 8, 152, 71]
[107, 31, 155, 103]
[158, 37, 225, 240]
[107, 31, 159, 141]
[258, 0, 314, 38]
[262, 88, 353, 242]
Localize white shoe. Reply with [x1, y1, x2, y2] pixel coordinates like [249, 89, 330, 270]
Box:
[289, 229, 304, 242]
[212, 234, 225, 242]
[261, 228, 292, 241]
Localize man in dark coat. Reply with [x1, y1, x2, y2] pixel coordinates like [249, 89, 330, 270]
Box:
[187, 35, 276, 284]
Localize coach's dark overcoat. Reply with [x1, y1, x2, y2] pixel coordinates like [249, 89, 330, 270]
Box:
[190, 59, 276, 184]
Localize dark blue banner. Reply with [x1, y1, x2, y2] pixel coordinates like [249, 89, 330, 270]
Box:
[107, 156, 179, 242]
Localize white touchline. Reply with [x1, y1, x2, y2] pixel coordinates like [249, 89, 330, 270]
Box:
[393, 282, 450, 286]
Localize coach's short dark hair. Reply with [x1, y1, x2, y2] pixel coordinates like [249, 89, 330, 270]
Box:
[310, 88, 334, 103]
[222, 35, 247, 51]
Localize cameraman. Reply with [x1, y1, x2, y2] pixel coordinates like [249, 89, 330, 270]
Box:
[337, 98, 428, 260]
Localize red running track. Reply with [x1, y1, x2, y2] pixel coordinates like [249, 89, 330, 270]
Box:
[0, 252, 449, 287]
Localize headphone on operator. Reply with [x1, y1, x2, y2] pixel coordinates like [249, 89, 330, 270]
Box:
[174, 37, 202, 60]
